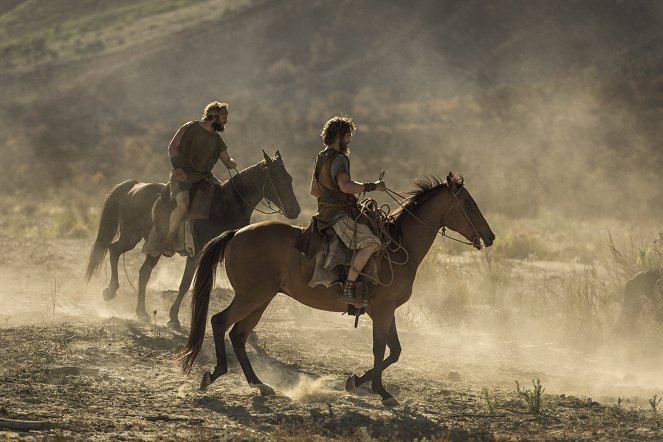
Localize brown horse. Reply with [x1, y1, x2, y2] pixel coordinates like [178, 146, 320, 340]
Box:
[178, 172, 495, 405]
[85, 151, 300, 329]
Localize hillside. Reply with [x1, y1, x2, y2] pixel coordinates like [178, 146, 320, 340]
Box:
[2, 0, 663, 219]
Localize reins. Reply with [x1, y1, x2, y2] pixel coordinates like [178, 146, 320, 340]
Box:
[226, 164, 285, 216]
[345, 176, 483, 287]
[383, 185, 479, 247]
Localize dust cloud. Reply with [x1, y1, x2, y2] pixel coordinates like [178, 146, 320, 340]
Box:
[2, 1, 663, 438]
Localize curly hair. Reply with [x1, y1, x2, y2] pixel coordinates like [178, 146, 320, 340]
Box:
[320, 116, 356, 146]
[202, 101, 229, 120]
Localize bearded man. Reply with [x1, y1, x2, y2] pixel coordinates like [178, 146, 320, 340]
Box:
[309, 116, 386, 305]
[165, 101, 237, 256]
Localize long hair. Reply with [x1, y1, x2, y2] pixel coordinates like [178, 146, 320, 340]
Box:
[320, 115, 356, 146]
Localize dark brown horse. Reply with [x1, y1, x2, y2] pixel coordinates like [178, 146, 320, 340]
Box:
[85, 151, 300, 329]
[178, 173, 494, 405]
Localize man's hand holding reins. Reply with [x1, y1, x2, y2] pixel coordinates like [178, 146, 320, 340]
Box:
[363, 180, 386, 192]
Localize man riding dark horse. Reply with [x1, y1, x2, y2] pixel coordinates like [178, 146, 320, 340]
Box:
[165, 101, 237, 257]
[300, 116, 386, 307]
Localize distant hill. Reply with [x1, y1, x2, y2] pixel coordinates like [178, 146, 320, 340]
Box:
[2, 0, 663, 219]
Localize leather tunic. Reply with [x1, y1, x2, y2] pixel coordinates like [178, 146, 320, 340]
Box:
[312, 149, 358, 225]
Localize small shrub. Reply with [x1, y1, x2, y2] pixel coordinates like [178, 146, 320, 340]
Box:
[481, 387, 497, 414]
[649, 394, 662, 416]
[516, 379, 544, 414]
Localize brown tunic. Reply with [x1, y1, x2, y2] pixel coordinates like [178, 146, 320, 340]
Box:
[170, 121, 228, 196]
[179, 121, 228, 176]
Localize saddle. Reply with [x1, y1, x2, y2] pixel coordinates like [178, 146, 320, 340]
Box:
[141, 180, 217, 257]
[297, 219, 381, 288]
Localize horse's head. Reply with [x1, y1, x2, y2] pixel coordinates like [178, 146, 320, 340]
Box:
[262, 149, 301, 219]
[443, 172, 495, 249]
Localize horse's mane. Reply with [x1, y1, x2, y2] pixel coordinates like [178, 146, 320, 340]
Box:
[228, 160, 267, 184]
[388, 175, 463, 237]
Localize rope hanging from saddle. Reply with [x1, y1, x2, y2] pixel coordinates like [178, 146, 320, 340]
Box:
[351, 197, 409, 287]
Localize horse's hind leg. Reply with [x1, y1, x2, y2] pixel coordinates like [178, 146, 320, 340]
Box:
[104, 232, 141, 301]
[200, 297, 267, 390]
[229, 300, 274, 396]
[136, 254, 160, 321]
[167, 256, 197, 330]
[346, 315, 400, 391]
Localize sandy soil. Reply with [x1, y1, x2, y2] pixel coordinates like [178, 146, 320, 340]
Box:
[1, 236, 663, 441]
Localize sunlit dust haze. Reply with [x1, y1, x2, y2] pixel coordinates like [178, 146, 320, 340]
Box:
[3, 0, 663, 413]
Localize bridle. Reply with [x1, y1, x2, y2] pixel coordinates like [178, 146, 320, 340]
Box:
[227, 163, 287, 216]
[384, 183, 483, 249]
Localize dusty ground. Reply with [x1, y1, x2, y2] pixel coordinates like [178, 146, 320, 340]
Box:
[1, 236, 663, 441]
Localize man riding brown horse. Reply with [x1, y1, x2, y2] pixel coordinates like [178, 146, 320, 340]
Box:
[165, 101, 238, 256]
[302, 115, 386, 306]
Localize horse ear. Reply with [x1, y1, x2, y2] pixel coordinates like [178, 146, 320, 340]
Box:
[262, 149, 272, 164]
[275, 150, 282, 160]
[447, 171, 463, 190]
[447, 171, 456, 189]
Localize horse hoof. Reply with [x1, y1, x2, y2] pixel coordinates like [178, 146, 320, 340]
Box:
[200, 372, 212, 391]
[167, 320, 182, 332]
[345, 375, 357, 393]
[103, 288, 116, 301]
[382, 397, 399, 407]
[253, 383, 275, 396]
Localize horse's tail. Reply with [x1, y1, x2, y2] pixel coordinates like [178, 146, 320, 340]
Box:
[176, 229, 238, 374]
[85, 179, 139, 282]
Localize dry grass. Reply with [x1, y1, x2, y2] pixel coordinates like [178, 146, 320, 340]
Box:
[405, 222, 663, 354]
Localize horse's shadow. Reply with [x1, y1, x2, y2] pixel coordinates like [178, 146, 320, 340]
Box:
[197, 329, 402, 401]
[191, 339, 454, 439]
[195, 388, 452, 440]
[246, 332, 405, 398]
[104, 317, 186, 351]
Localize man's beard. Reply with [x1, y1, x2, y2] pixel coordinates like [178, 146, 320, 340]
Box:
[211, 118, 224, 132]
[339, 140, 349, 154]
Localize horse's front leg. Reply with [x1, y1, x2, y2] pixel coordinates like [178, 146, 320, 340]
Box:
[346, 315, 400, 391]
[368, 305, 399, 406]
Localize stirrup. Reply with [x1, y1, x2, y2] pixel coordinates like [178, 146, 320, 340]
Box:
[337, 280, 368, 308]
[337, 280, 356, 304]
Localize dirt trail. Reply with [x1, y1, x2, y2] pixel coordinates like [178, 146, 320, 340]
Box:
[1, 237, 662, 440]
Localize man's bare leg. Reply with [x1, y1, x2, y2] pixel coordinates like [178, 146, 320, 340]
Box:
[348, 243, 378, 281]
[339, 242, 379, 306]
[164, 191, 189, 256]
